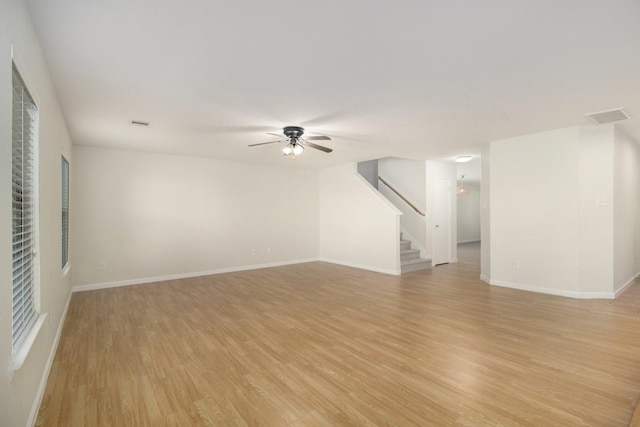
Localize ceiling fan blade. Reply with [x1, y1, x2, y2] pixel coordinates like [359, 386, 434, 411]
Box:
[248, 140, 282, 147]
[305, 142, 333, 153]
[266, 132, 284, 138]
[305, 135, 332, 141]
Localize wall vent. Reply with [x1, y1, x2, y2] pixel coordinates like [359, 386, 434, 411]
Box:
[584, 108, 629, 125]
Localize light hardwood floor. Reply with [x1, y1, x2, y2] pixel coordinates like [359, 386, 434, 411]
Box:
[37, 262, 640, 426]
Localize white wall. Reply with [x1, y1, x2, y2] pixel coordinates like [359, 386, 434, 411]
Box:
[72, 146, 320, 288]
[487, 125, 636, 298]
[456, 183, 481, 243]
[319, 163, 401, 275]
[378, 158, 427, 252]
[378, 158, 426, 209]
[613, 127, 640, 292]
[577, 125, 614, 294]
[356, 159, 378, 189]
[490, 127, 583, 295]
[0, 1, 74, 425]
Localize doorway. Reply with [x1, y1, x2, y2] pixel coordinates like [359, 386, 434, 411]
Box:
[456, 159, 482, 265]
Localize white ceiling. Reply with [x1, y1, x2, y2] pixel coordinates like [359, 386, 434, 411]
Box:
[25, 0, 640, 169]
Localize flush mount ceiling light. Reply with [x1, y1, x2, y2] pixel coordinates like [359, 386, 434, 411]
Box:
[455, 155, 472, 163]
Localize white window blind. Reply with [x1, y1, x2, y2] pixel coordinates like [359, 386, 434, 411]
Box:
[61, 156, 69, 268]
[12, 65, 39, 355]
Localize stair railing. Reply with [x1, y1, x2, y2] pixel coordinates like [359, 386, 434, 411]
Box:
[378, 176, 426, 217]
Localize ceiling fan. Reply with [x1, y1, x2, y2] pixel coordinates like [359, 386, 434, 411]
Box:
[248, 126, 332, 156]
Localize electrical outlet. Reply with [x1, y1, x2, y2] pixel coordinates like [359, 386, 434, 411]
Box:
[99, 261, 107, 270]
[513, 260, 520, 269]
[251, 249, 256, 256]
[267, 247, 271, 255]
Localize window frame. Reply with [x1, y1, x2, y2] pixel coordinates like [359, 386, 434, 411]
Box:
[11, 63, 41, 360]
[61, 155, 69, 269]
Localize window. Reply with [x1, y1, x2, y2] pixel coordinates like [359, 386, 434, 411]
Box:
[61, 155, 69, 269]
[12, 64, 39, 356]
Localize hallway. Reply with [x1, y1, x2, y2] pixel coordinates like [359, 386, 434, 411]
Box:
[457, 241, 481, 265]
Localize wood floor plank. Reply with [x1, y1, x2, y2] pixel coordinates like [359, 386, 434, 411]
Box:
[36, 262, 640, 426]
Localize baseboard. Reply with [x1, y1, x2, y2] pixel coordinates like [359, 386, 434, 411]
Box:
[489, 279, 615, 299]
[457, 239, 481, 244]
[614, 271, 640, 298]
[72, 258, 320, 292]
[73, 257, 403, 292]
[28, 291, 72, 427]
[318, 258, 401, 276]
[480, 274, 490, 284]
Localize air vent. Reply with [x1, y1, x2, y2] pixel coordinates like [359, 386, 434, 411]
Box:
[131, 120, 150, 126]
[584, 108, 629, 125]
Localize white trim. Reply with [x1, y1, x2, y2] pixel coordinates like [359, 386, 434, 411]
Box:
[61, 263, 71, 278]
[73, 258, 319, 292]
[11, 313, 48, 372]
[480, 274, 490, 284]
[318, 258, 401, 276]
[27, 292, 72, 427]
[489, 279, 615, 299]
[614, 271, 640, 298]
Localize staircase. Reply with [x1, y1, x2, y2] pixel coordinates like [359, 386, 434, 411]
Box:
[400, 233, 431, 274]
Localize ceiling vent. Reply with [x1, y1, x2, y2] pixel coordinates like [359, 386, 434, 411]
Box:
[584, 108, 630, 125]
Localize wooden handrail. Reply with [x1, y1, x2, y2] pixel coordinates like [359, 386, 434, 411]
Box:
[378, 176, 426, 217]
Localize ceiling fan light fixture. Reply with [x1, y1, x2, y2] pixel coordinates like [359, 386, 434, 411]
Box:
[282, 142, 304, 156]
[249, 125, 331, 155]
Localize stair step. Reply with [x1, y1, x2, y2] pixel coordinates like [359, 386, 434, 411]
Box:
[401, 257, 428, 266]
[399, 233, 432, 274]
[400, 248, 420, 262]
[401, 257, 432, 274]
